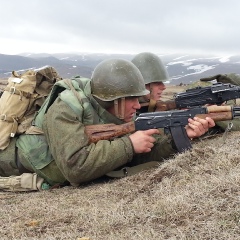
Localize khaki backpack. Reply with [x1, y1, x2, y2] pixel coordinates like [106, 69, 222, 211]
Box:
[0, 66, 62, 150]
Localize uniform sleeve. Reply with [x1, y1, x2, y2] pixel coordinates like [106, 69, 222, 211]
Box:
[42, 98, 134, 185]
[129, 133, 178, 166]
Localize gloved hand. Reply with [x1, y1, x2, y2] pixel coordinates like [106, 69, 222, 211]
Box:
[200, 73, 240, 86]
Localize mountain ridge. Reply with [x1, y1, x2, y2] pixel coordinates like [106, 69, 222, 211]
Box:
[0, 52, 239, 84]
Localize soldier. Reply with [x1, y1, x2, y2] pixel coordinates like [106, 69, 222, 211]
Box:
[0, 59, 215, 191]
[131, 52, 169, 113]
[200, 73, 240, 132]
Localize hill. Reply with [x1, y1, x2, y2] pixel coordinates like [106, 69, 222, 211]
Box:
[0, 52, 240, 85]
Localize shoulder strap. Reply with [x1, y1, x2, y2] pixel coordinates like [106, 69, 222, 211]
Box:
[63, 79, 83, 104]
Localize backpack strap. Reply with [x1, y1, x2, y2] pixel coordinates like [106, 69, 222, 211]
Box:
[25, 125, 44, 135]
[63, 79, 83, 104]
[0, 114, 18, 137]
[4, 86, 38, 99]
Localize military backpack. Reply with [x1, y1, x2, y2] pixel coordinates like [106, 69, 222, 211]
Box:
[0, 66, 62, 150]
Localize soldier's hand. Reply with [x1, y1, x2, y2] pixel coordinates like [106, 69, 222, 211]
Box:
[129, 129, 160, 153]
[185, 117, 215, 139]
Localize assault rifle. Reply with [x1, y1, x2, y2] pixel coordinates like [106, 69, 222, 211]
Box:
[85, 105, 240, 153]
[141, 82, 240, 111]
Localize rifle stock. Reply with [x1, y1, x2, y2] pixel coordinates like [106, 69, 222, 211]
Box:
[85, 122, 135, 143]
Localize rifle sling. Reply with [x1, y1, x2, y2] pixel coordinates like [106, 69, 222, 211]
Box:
[105, 161, 159, 178]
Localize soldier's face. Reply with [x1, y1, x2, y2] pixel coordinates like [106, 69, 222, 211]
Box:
[145, 82, 166, 101]
[107, 97, 140, 122]
[123, 97, 141, 122]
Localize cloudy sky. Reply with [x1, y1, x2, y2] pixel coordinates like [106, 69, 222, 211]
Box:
[1, 0, 240, 56]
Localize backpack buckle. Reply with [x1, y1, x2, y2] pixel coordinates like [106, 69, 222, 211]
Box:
[0, 114, 7, 121]
[10, 87, 16, 94]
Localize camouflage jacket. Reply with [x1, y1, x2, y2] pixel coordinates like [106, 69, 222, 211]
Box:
[17, 77, 177, 186]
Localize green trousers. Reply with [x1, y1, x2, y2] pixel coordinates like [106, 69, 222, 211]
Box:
[0, 138, 20, 177]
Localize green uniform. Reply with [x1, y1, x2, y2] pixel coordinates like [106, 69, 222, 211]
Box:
[0, 77, 177, 187]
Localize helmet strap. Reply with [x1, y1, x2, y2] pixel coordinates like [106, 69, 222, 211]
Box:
[149, 83, 154, 99]
[148, 83, 157, 112]
[114, 97, 125, 119]
[148, 98, 156, 112]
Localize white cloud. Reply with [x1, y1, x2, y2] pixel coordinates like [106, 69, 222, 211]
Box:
[0, 0, 240, 55]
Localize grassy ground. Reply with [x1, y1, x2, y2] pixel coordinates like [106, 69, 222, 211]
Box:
[1, 78, 240, 239]
[1, 132, 240, 239]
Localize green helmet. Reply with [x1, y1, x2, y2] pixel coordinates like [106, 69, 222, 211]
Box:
[91, 59, 149, 101]
[131, 52, 170, 84]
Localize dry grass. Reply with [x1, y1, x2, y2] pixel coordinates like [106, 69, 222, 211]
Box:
[1, 79, 240, 239]
[160, 84, 187, 101]
[1, 132, 240, 240]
